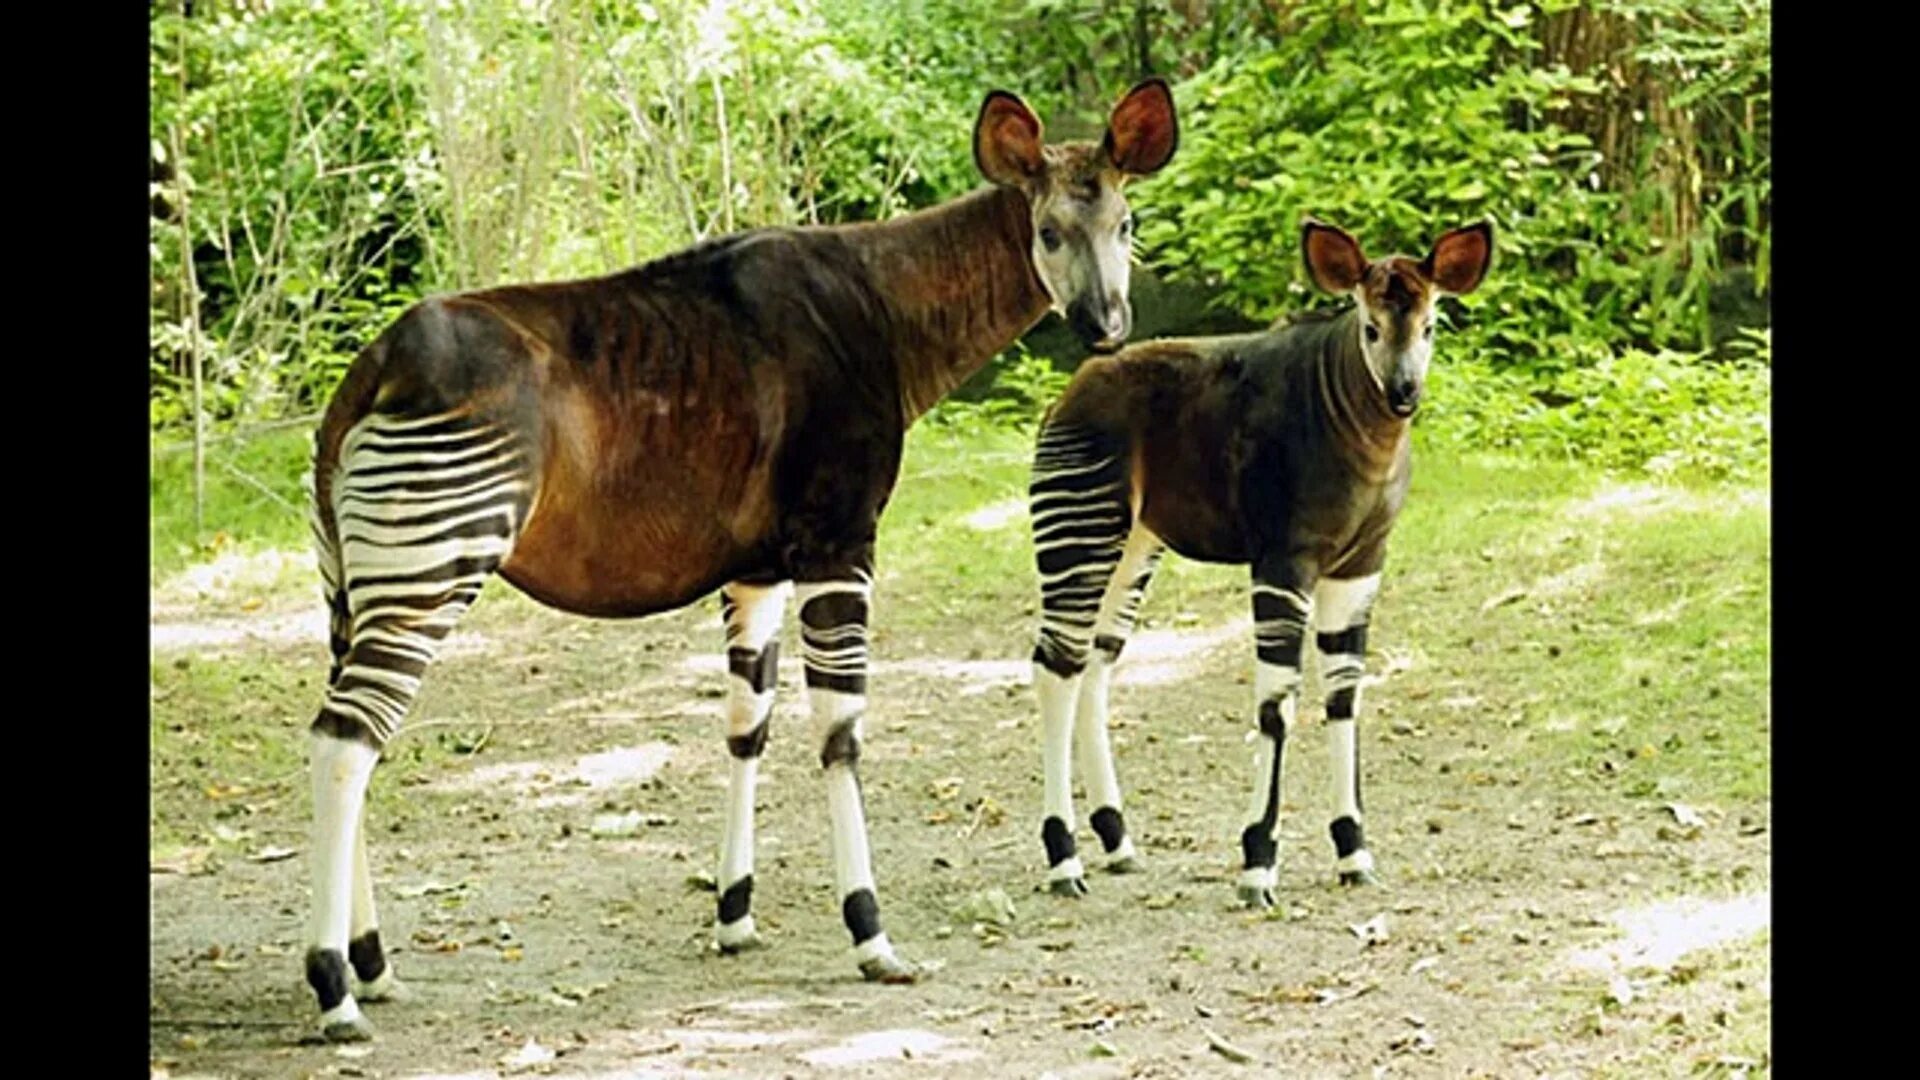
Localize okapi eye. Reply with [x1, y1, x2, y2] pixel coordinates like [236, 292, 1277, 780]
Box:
[1364, 324, 1380, 344]
[1039, 226, 1063, 252]
[1118, 215, 1133, 238]
[1424, 322, 1435, 339]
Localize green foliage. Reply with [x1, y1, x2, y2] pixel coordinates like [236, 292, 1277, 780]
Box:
[150, 427, 315, 581]
[1422, 340, 1770, 482]
[1138, 0, 1769, 366]
[149, 0, 1769, 500]
[924, 347, 1072, 436]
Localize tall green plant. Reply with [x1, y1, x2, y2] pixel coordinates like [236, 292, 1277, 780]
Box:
[1137, 0, 1768, 370]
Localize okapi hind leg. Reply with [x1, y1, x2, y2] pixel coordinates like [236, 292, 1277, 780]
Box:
[796, 562, 919, 984]
[1076, 528, 1163, 875]
[1315, 573, 1383, 886]
[1238, 558, 1314, 910]
[348, 810, 409, 1002]
[713, 578, 792, 955]
[307, 731, 381, 1042]
[305, 407, 528, 1039]
[1029, 422, 1134, 897]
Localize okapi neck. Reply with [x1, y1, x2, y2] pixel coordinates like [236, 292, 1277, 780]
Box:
[845, 186, 1051, 424]
[1319, 310, 1409, 481]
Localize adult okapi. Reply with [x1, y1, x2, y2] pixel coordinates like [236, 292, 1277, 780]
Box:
[299, 80, 1177, 1040]
[1024, 216, 1492, 906]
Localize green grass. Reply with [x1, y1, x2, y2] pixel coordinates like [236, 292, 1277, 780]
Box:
[151, 427, 314, 583]
[883, 422, 1770, 805]
[152, 418, 1769, 827]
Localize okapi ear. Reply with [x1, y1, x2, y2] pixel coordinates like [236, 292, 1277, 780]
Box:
[1103, 77, 1178, 177]
[1422, 220, 1494, 296]
[1301, 218, 1368, 294]
[974, 90, 1046, 187]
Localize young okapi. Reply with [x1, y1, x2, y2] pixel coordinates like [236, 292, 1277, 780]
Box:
[299, 80, 1178, 1040]
[1026, 216, 1492, 905]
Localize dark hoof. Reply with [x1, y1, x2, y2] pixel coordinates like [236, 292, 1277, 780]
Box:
[858, 954, 922, 984]
[1049, 876, 1090, 898]
[1105, 854, 1142, 875]
[1338, 869, 1379, 887]
[321, 1015, 375, 1043]
[1237, 884, 1276, 910]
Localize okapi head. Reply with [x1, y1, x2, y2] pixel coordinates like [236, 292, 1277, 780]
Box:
[1301, 218, 1494, 417]
[973, 79, 1179, 353]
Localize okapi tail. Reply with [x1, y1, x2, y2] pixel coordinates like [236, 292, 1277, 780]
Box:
[306, 337, 391, 685]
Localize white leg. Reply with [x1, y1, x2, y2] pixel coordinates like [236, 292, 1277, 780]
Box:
[1239, 576, 1311, 909]
[797, 574, 916, 982]
[1074, 527, 1161, 871]
[348, 816, 405, 1001]
[1315, 574, 1382, 884]
[715, 580, 791, 953]
[1037, 665, 1087, 892]
[308, 732, 380, 1041]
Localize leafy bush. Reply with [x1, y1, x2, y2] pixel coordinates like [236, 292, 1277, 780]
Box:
[925, 347, 1073, 437]
[1422, 331, 1769, 482]
[1137, 0, 1769, 369]
[150, 0, 1769, 494]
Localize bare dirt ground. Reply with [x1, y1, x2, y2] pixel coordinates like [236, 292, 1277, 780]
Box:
[150, 482, 1770, 1079]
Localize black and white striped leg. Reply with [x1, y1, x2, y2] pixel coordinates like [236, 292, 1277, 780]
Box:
[714, 579, 791, 954]
[1238, 565, 1312, 910]
[797, 568, 917, 983]
[1316, 574, 1381, 887]
[1076, 528, 1162, 875]
[1029, 423, 1132, 897]
[305, 410, 526, 1040]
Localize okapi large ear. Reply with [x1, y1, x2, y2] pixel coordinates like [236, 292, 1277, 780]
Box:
[1301, 218, 1368, 294]
[974, 90, 1046, 187]
[1422, 220, 1494, 296]
[1103, 77, 1178, 177]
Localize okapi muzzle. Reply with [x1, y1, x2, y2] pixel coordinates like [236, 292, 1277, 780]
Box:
[1056, 230, 1133, 354]
[974, 77, 1178, 355]
[1372, 314, 1432, 417]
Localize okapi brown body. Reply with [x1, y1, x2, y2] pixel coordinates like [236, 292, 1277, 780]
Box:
[298, 81, 1177, 1042]
[1024, 218, 1491, 905]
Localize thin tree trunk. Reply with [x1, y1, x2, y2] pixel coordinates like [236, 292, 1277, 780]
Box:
[174, 0, 205, 533]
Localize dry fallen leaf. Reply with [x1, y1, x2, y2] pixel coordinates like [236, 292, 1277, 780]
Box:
[1480, 586, 1528, 613]
[1204, 1029, 1257, 1065]
[1388, 1028, 1436, 1055]
[1348, 914, 1390, 948]
[1665, 802, 1706, 828]
[1608, 974, 1635, 1007]
[590, 811, 643, 838]
[395, 880, 466, 899]
[501, 1037, 555, 1072]
[248, 845, 297, 864]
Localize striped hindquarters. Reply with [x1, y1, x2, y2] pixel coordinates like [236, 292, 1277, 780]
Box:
[1029, 422, 1133, 677]
[314, 410, 533, 744]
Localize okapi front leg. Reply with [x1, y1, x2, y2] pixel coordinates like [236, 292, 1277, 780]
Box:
[797, 570, 918, 983]
[1239, 566, 1313, 909]
[714, 579, 792, 954]
[1316, 573, 1382, 886]
[1076, 528, 1163, 875]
